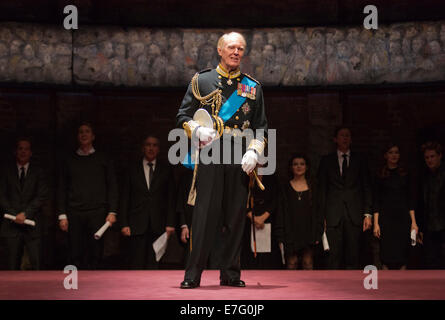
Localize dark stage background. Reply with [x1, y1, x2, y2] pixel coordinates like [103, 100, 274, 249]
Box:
[1, 83, 444, 269]
[1, 0, 445, 269]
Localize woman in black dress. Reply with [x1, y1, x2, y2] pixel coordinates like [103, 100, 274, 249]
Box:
[373, 143, 419, 269]
[278, 154, 321, 270]
[241, 170, 283, 269]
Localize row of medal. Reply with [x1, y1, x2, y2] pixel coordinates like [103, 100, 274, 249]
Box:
[237, 83, 256, 100]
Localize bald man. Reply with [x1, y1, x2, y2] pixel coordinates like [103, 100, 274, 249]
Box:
[176, 32, 268, 288]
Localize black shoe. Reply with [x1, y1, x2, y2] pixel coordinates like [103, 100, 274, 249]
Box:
[220, 279, 246, 287]
[180, 279, 200, 289]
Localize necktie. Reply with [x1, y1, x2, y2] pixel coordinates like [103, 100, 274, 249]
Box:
[19, 167, 25, 189]
[147, 162, 154, 189]
[341, 154, 348, 177]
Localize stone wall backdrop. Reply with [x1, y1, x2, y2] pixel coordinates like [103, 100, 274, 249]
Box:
[0, 23, 72, 84]
[1, 19, 445, 269]
[1, 21, 445, 87]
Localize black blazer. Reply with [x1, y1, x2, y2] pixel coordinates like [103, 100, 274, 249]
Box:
[416, 165, 445, 232]
[0, 162, 48, 237]
[119, 159, 176, 236]
[317, 152, 372, 227]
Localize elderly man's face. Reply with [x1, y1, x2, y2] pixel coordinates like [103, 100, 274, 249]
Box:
[334, 128, 352, 151]
[217, 34, 245, 71]
[16, 140, 32, 165]
[143, 137, 160, 162]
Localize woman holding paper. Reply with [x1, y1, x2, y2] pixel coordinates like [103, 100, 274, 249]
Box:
[277, 154, 322, 270]
[241, 170, 282, 269]
[372, 143, 418, 270]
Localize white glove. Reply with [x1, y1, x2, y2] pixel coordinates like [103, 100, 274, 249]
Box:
[241, 149, 258, 174]
[196, 126, 216, 147]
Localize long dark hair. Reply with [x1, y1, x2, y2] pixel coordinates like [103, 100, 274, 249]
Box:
[378, 142, 407, 178]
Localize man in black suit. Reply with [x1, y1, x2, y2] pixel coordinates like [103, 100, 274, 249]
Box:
[317, 127, 372, 269]
[0, 137, 48, 270]
[120, 134, 176, 269]
[417, 141, 445, 268]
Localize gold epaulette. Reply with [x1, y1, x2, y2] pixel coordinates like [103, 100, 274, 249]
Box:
[191, 71, 222, 117]
[243, 73, 260, 85]
[188, 69, 211, 87]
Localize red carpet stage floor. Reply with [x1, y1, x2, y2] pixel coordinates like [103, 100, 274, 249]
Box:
[0, 270, 444, 300]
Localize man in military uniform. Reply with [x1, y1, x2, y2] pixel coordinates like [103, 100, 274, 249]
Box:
[176, 32, 268, 289]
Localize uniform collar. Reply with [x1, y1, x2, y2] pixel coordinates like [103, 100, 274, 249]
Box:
[216, 64, 241, 79]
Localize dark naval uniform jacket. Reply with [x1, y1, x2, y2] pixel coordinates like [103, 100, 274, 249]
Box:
[176, 65, 268, 151]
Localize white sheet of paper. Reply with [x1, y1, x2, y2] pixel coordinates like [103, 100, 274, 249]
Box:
[411, 229, 417, 247]
[251, 223, 271, 253]
[153, 232, 168, 262]
[322, 232, 330, 251]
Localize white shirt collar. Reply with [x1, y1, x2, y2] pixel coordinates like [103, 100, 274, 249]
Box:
[77, 147, 96, 156]
[143, 158, 157, 169]
[337, 149, 351, 158]
[17, 162, 30, 174]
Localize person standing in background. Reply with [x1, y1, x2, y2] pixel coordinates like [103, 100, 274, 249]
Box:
[417, 141, 445, 269]
[317, 127, 372, 269]
[120, 135, 176, 269]
[277, 154, 321, 270]
[373, 143, 418, 270]
[58, 122, 118, 269]
[0, 137, 48, 270]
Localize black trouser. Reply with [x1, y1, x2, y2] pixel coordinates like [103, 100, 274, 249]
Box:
[184, 162, 249, 282]
[3, 234, 41, 270]
[68, 208, 106, 270]
[128, 230, 159, 270]
[423, 229, 445, 269]
[183, 226, 224, 270]
[326, 207, 361, 269]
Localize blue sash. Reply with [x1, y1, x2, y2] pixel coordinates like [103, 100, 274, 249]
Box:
[182, 76, 257, 169]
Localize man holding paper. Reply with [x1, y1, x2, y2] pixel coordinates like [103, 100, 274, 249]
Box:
[176, 32, 268, 288]
[57, 122, 118, 269]
[0, 137, 48, 270]
[120, 135, 176, 269]
[317, 127, 372, 269]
